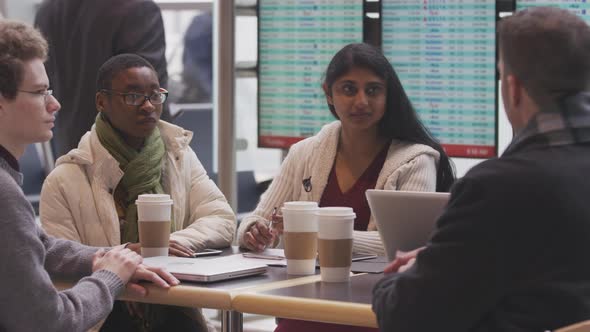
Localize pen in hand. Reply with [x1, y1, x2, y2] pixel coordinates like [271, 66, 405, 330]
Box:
[263, 207, 278, 248]
[268, 207, 277, 230]
[269, 207, 284, 245]
[245, 207, 282, 251]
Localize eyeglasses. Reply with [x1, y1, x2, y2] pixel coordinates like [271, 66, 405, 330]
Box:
[18, 89, 53, 102]
[100, 88, 168, 106]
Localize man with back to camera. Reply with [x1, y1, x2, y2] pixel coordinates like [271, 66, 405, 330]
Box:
[373, 7, 590, 331]
[0, 20, 179, 332]
[35, 0, 172, 158]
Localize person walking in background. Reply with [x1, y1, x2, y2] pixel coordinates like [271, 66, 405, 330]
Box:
[0, 19, 178, 332]
[180, 11, 213, 103]
[35, 0, 171, 158]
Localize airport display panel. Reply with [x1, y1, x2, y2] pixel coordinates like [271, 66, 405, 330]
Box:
[516, 0, 590, 23]
[382, 0, 498, 158]
[258, 0, 364, 148]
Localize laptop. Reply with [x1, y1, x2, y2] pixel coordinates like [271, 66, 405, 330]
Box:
[142, 254, 268, 283]
[366, 190, 450, 261]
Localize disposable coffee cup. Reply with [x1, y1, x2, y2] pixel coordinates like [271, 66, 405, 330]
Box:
[282, 201, 319, 275]
[317, 207, 356, 282]
[136, 194, 173, 257]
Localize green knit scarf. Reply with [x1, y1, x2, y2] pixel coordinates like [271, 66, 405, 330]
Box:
[95, 114, 174, 244]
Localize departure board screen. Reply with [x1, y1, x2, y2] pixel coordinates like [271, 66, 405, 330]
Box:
[517, 0, 590, 23]
[258, 0, 364, 148]
[382, 0, 498, 158]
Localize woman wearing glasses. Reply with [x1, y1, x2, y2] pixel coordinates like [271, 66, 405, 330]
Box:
[39, 54, 234, 332]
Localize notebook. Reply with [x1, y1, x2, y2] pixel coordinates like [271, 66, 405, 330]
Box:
[242, 250, 376, 268]
[366, 190, 450, 261]
[142, 254, 268, 282]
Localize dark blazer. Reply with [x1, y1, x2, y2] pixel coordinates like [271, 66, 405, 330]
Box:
[35, 0, 171, 157]
[373, 142, 590, 331]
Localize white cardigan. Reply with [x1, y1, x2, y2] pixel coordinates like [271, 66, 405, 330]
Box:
[238, 121, 439, 255]
[40, 120, 236, 251]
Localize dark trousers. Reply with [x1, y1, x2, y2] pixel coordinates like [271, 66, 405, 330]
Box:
[100, 301, 208, 332]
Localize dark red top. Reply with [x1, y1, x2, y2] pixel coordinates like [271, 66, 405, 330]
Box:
[0, 144, 19, 172]
[275, 145, 388, 332]
[319, 144, 389, 231]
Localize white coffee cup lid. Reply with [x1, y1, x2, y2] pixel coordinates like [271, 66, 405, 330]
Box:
[136, 194, 173, 204]
[316, 207, 356, 218]
[282, 201, 318, 211]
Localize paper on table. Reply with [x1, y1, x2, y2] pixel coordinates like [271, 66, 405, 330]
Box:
[242, 248, 287, 266]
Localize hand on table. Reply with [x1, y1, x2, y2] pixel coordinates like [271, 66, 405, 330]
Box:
[123, 240, 194, 257]
[383, 247, 425, 274]
[125, 264, 180, 297]
[168, 239, 194, 257]
[124, 265, 182, 317]
[92, 246, 180, 297]
[92, 246, 142, 284]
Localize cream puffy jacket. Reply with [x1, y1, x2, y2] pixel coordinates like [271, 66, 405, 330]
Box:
[238, 121, 440, 255]
[40, 120, 236, 250]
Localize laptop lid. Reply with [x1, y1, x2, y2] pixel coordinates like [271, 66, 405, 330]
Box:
[143, 254, 268, 283]
[366, 190, 450, 261]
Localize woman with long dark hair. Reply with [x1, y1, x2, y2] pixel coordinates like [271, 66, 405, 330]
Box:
[326, 43, 455, 192]
[239, 43, 455, 259]
[240, 43, 455, 331]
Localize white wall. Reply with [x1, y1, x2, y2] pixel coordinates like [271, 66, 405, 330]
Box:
[4, 0, 36, 22]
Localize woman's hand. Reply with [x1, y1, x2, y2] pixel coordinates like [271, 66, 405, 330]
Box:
[243, 220, 275, 251]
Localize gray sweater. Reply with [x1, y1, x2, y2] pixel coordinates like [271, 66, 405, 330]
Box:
[0, 157, 124, 332]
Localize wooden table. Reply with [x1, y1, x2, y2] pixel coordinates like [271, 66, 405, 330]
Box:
[55, 248, 384, 331]
[232, 273, 382, 328]
[54, 247, 322, 332]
